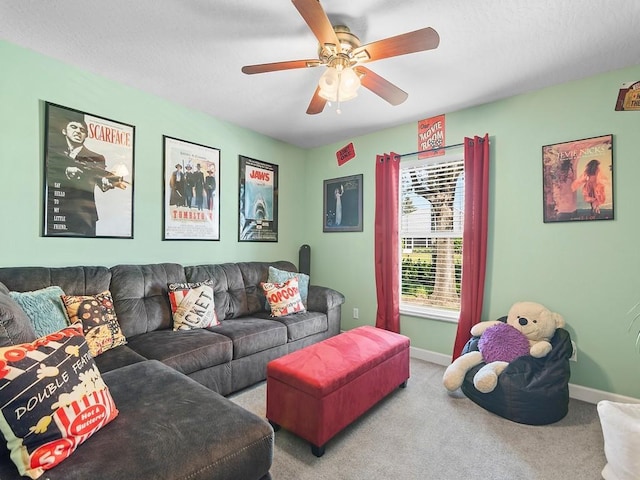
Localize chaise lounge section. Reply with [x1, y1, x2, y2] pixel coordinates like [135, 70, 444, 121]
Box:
[0, 260, 344, 480]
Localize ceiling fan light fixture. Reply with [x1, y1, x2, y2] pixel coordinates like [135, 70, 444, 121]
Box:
[318, 65, 361, 103]
[318, 66, 339, 98]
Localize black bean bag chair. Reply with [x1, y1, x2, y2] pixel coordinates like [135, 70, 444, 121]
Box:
[460, 316, 573, 425]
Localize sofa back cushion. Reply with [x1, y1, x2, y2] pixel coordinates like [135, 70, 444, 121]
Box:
[184, 261, 296, 320]
[0, 267, 111, 348]
[184, 263, 248, 320]
[0, 266, 111, 295]
[109, 263, 186, 337]
[0, 282, 38, 347]
[239, 261, 297, 314]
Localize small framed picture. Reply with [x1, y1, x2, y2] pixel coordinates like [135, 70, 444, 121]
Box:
[43, 102, 135, 238]
[542, 134, 613, 222]
[162, 136, 220, 240]
[238, 155, 278, 242]
[323, 174, 363, 232]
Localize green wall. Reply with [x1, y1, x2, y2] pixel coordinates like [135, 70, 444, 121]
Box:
[2, 40, 640, 399]
[0, 41, 308, 267]
[308, 64, 640, 400]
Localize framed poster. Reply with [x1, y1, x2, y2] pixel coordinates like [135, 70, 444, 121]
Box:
[163, 136, 220, 241]
[238, 156, 278, 242]
[323, 174, 363, 232]
[542, 134, 613, 222]
[43, 102, 135, 238]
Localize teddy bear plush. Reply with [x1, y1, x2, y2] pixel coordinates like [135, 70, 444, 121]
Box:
[442, 301, 565, 393]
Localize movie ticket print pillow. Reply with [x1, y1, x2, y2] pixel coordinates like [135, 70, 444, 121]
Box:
[0, 324, 118, 479]
[168, 283, 219, 331]
[261, 277, 306, 317]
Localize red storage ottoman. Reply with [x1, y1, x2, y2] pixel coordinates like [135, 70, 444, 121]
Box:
[266, 325, 410, 456]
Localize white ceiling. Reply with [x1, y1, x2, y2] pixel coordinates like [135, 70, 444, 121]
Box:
[2, 0, 639, 149]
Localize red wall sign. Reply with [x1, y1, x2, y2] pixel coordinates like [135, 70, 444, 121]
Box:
[418, 115, 445, 159]
[336, 142, 356, 165]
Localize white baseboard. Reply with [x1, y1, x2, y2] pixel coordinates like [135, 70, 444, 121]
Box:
[410, 346, 640, 405]
[410, 346, 451, 366]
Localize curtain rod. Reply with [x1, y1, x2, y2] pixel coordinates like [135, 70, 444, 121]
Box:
[396, 142, 464, 159]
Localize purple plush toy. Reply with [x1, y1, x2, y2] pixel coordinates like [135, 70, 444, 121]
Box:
[478, 322, 530, 363]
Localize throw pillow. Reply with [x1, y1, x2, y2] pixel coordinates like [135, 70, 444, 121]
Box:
[167, 279, 214, 292]
[261, 277, 306, 317]
[0, 324, 119, 479]
[597, 400, 640, 480]
[61, 291, 127, 357]
[168, 283, 219, 331]
[9, 286, 69, 338]
[266, 266, 310, 308]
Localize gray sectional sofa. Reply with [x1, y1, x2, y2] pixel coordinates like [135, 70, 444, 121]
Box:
[0, 260, 345, 480]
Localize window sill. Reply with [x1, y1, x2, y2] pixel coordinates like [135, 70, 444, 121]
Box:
[400, 304, 459, 323]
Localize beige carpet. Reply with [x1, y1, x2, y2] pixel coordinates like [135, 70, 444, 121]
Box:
[230, 358, 607, 480]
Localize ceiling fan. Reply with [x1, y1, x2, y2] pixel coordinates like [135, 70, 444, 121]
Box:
[241, 0, 440, 114]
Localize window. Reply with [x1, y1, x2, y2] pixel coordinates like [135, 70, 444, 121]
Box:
[399, 154, 464, 321]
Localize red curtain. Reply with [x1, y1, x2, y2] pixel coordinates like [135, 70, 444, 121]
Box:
[452, 135, 490, 359]
[374, 153, 400, 332]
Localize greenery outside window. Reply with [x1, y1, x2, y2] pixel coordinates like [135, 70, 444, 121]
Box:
[399, 154, 464, 322]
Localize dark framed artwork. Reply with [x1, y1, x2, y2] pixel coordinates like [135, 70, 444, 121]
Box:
[43, 102, 135, 238]
[162, 136, 220, 241]
[542, 134, 613, 222]
[323, 174, 363, 232]
[238, 156, 278, 242]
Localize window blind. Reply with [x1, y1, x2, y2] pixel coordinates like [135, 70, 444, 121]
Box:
[400, 156, 464, 313]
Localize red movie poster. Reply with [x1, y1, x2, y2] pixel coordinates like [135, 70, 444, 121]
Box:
[418, 115, 445, 159]
[336, 142, 356, 165]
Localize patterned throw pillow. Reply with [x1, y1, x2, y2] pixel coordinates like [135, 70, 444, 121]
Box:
[61, 291, 127, 357]
[167, 279, 214, 292]
[261, 277, 306, 317]
[265, 267, 310, 308]
[0, 324, 119, 479]
[168, 282, 219, 331]
[9, 286, 69, 337]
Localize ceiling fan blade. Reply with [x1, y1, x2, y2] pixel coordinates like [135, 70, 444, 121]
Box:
[355, 66, 408, 106]
[292, 0, 341, 51]
[306, 86, 327, 115]
[353, 27, 440, 63]
[242, 59, 321, 75]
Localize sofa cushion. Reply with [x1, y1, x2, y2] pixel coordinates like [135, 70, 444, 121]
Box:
[125, 329, 232, 375]
[109, 263, 186, 337]
[184, 261, 298, 320]
[238, 261, 298, 315]
[0, 266, 111, 298]
[270, 310, 329, 342]
[62, 291, 127, 357]
[184, 263, 249, 320]
[211, 317, 287, 359]
[0, 360, 274, 480]
[0, 324, 118, 479]
[0, 283, 38, 347]
[93, 345, 147, 374]
[9, 286, 69, 337]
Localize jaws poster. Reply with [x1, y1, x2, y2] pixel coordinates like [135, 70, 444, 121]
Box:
[238, 156, 278, 242]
